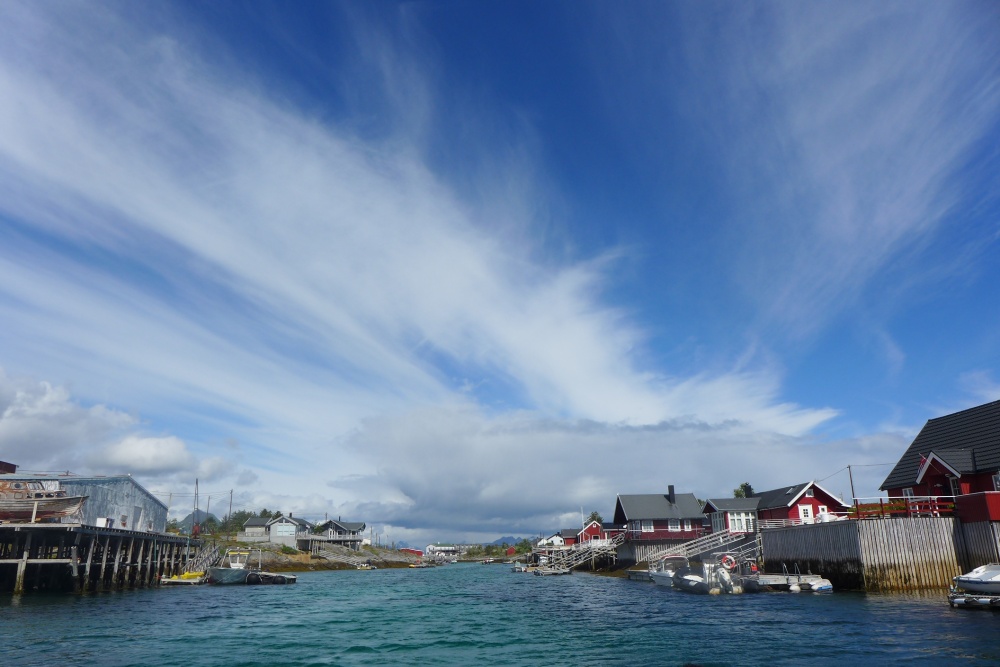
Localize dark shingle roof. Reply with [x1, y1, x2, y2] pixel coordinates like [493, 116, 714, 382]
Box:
[613, 492, 704, 522]
[880, 399, 1000, 490]
[243, 517, 270, 527]
[753, 482, 813, 510]
[704, 497, 761, 512]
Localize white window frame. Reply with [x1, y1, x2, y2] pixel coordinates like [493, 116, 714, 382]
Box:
[683, 519, 692, 532]
[641, 520, 654, 533]
[818, 505, 828, 515]
[805, 488, 815, 497]
[712, 513, 725, 533]
[902, 487, 914, 499]
[668, 519, 680, 532]
[949, 477, 961, 497]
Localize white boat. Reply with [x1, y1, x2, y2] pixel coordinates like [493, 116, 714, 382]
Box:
[953, 563, 1000, 594]
[649, 556, 688, 586]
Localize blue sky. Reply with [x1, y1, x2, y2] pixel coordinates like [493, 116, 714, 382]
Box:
[1, 1, 998, 544]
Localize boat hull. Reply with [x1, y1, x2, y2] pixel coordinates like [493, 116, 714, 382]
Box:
[953, 564, 1000, 594]
[206, 567, 296, 585]
[0, 496, 88, 522]
[206, 567, 250, 585]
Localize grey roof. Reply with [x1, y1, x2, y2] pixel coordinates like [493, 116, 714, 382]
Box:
[880, 399, 1000, 490]
[317, 519, 365, 532]
[613, 492, 704, 523]
[267, 515, 314, 529]
[243, 517, 270, 527]
[704, 497, 761, 512]
[560, 529, 579, 539]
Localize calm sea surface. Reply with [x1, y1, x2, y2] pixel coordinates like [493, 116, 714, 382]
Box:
[2, 563, 997, 666]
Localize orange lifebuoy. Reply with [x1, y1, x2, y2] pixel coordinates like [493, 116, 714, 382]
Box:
[720, 555, 737, 570]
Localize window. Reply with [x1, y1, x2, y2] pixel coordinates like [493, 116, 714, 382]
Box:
[683, 519, 692, 532]
[818, 505, 828, 515]
[668, 519, 680, 532]
[641, 520, 654, 533]
[902, 487, 914, 499]
[805, 488, 815, 497]
[712, 513, 725, 533]
[949, 477, 961, 497]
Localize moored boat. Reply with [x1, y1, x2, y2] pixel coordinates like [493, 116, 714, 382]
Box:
[206, 548, 296, 585]
[953, 563, 1000, 594]
[649, 555, 688, 587]
[672, 566, 710, 594]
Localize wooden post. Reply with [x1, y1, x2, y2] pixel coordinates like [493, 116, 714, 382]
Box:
[70, 531, 82, 594]
[97, 534, 111, 592]
[123, 537, 136, 588]
[111, 537, 124, 590]
[14, 532, 33, 595]
[134, 539, 146, 588]
[82, 534, 96, 593]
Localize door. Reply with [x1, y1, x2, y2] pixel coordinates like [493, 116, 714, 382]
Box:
[798, 505, 813, 524]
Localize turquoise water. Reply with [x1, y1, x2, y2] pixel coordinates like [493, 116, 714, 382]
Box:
[2, 563, 998, 666]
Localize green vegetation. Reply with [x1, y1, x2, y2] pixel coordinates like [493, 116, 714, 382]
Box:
[733, 482, 754, 498]
[587, 511, 603, 524]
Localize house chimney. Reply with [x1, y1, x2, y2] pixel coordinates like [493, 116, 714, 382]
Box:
[668, 485, 676, 504]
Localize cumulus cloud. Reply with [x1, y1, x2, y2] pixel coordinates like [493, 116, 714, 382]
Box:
[96, 435, 195, 475]
[0, 369, 133, 471]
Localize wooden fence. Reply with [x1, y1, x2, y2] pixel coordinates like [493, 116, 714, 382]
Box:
[760, 517, 1000, 591]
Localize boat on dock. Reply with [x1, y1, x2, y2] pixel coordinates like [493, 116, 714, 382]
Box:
[952, 563, 1000, 594]
[533, 567, 571, 576]
[0, 479, 88, 523]
[206, 548, 296, 585]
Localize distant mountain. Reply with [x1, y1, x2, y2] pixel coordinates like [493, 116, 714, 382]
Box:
[490, 536, 526, 546]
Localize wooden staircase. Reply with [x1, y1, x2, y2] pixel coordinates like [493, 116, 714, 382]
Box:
[546, 532, 626, 571]
[644, 530, 746, 564]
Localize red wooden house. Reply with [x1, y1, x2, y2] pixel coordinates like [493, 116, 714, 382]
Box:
[613, 485, 706, 542]
[880, 399, 1000, 522]
[750, 481, 850, 525]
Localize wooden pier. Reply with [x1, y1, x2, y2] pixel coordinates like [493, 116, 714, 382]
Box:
[1, 523, 197, 595]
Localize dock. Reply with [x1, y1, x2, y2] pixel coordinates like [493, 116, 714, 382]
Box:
[1, 523, 198, 595]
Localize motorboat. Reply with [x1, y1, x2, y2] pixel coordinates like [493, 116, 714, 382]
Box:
[206, 548, 296, 585]
[649, 556, 688, 587]
[672, 566, 710, 594]
[953, 563, 1000, 594]
[0, 479, 88, 522]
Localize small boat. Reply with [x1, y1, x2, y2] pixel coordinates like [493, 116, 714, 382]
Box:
[161, 571, 206, 585]
[0, 479, 88, 523]
[649, 556, 688, 587]
[206, 548, 296, 585]
[534, 567, 571, 576]
[511, 563, 529, 572]
[672, 566, 710, 594]
[953, 563, 1000, 594]
[801, 578, 833, 592]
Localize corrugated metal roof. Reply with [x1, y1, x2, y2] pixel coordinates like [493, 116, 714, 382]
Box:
[881, 399, 1000, 490]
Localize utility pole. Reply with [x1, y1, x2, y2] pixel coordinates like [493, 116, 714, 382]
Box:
[848, 465, 857, 509]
